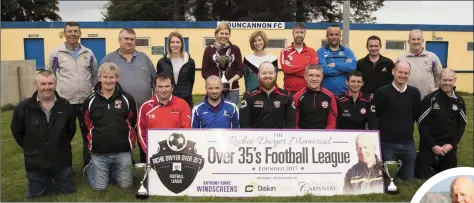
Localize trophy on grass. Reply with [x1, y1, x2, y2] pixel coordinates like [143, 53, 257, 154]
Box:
[134, 163, 152, 200]
[215, 55, 230, 91]
[383, 160, 402, 194]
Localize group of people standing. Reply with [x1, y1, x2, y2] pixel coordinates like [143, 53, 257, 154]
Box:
[10, 21, 467, 199]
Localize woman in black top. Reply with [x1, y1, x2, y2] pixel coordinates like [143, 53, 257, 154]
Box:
[156, 31, 196, 108]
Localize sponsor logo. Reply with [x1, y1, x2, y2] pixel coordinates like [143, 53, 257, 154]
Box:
[149, 133, 205, 194]
[433, 102, 440, 109]
[245, 182, 276, 192]
[298, 181, 337, 194]
[171, 108, 179, 114]
[321, 101, 328, 109]
[452, 104, 458, 111]
[240, 100, 247, 109]
[114, 100, 122, 109]
[274, 101, 281, 108]
[254, 100, 264, 108]
[148, 114, 156, 119]
[196, 181, 238, 193]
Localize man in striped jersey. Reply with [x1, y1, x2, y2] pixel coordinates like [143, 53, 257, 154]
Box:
[415, 68, 467, 179]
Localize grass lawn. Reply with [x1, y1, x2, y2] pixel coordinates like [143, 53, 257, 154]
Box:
[1, 94, 472, 202]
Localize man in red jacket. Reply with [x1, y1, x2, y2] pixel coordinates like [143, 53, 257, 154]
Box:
[280, 22, 318, 95]
[293, 64, 337, 129]
[137, 73, 191, 160]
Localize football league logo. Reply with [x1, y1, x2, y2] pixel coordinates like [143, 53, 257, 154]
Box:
[149, 133, 205, 194]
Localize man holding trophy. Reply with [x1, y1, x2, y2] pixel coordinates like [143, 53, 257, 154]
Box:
[372, 61, 421, 192]
[201, 22, 244, 105]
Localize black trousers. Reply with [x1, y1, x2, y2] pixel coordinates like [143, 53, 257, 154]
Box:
[73, 104, 90, 168]
[415, 141, 457, 179]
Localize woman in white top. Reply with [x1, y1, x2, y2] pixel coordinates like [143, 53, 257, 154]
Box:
[156, 31, 196, 108]
[243, 30, 279, 92]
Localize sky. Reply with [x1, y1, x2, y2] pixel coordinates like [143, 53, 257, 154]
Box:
[57, 1, 474, 25]
[429, 175, 474, 192]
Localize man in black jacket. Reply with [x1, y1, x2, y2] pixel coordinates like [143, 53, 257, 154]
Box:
[11, 70, 76, 199]
[357, 35, 394, 95]
[82, 62, 138, 191]
[240, 62, 296, 128]
[415, 69, 467, 179]
[336, 71, 377, 130]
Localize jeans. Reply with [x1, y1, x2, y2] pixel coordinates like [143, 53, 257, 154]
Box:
[381, 142, 416, 180]
[73, 104, 90, 169]
[224, 89, 239, 105]
[26, 167, 75, 199]
[87, 152, 133, 191]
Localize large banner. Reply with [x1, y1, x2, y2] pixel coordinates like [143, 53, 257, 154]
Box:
[147, 129, 384, 197]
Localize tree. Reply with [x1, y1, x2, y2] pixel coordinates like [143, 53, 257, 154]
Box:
[103, 0, 189, 21]
[102, 0, 384, 23]
[1, 0, 61, 22]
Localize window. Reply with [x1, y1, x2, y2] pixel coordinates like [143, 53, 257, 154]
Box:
[136, 38, 150, 47]
[385, 40, 405, 50]
[468, 42, 473, 51]
[204, 38, 215, 47]
[267, 39, 286, 48]
[321, 39, 328, 47]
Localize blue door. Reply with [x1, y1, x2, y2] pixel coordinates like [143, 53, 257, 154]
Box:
[81, 38, 106, 64]
[426, 41, 449, 68]
[165, 37, 189, 55]
[24, 38, 45, 69]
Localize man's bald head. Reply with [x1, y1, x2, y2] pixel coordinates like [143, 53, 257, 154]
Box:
[440, 68, 456, 79]
[206, 75, 222, 87]
[394, 60, 411, 72]
[450, 176, 474, 203]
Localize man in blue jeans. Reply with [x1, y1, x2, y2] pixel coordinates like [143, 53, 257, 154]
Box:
[372, 61, 421, 180]
[11, 70, 76, 199]
[83, 62, 138, 190]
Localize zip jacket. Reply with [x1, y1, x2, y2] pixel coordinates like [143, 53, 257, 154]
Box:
[317, 45, 357, 95]
[280, 43, 318, 92]
[192, 96, 239, 128]
[82, 82, 137, 154]
[46, 43, 98, 104]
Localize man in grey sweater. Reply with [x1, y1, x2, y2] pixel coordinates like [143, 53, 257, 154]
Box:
[396, 29, 443, 99]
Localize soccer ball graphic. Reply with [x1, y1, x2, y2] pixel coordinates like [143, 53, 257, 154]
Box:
[168, 133, 187, 151]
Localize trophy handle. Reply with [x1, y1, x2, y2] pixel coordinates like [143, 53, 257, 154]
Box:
[397, 160, 402, 171]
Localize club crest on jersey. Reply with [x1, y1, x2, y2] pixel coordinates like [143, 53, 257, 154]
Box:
[274, 101, 281, 108]
[321, 101, 328, 109]
[452, 104, 458, 111]
[360, 108, 367, 115]
[114, 100, 122, 109]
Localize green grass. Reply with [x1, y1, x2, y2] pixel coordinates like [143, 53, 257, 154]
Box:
[1, 95, 472, 202]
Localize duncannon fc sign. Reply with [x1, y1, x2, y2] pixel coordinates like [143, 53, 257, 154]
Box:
[146, 129, 384, 197]
[218, 21, 285, 29]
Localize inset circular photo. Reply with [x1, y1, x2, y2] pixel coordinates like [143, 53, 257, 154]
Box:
[411, 167, 474, 203]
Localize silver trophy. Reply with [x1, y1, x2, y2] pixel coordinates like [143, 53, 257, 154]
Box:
[134, 163, 152, 199]
[383, 160, 402, 194]
[215, 55, 230, 91]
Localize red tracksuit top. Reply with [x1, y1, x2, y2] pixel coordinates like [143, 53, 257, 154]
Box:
[280, 43, 318, 92]
[137, 95, 191, 154]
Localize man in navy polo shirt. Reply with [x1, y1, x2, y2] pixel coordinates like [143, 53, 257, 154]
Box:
[192, 75, 239, 128]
